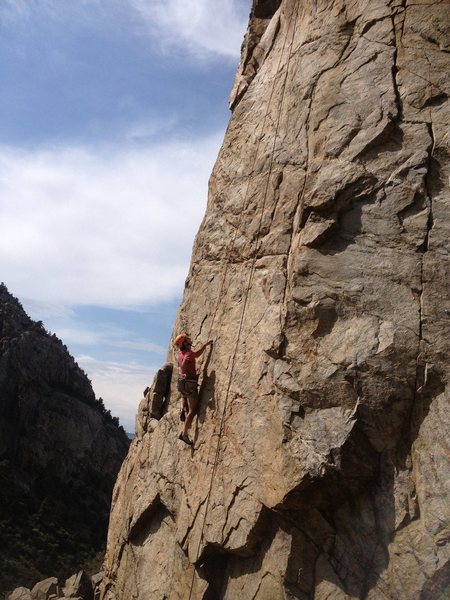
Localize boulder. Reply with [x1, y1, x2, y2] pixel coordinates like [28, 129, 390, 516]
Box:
[91, 573, 103, 600]
[136, 363, 173, 438]
[7, 588, 32, 600]
[30, 578, 59, 600]
[63, 571, 93, 600]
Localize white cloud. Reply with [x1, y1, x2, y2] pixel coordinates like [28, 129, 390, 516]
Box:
[0, 0, 29, 20]
[0, 132, 222, 309]
[54, 324, 165, 355]
[123, 116, 179, 144]
[22, 299, 76, 320]
[76, 354, 155, 432]
[0, 0, 246, 431]
[130, 0, 249, 59]
[115, 340, 166, 353]
[1, 0, 249, 60]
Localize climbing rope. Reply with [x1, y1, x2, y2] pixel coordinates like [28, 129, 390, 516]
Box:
[186, 2, 302, 597]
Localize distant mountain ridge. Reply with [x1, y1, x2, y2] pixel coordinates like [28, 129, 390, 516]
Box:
[0, 283, 130, 596]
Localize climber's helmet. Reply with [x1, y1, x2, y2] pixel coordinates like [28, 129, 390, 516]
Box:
[174, 333, 191, 348]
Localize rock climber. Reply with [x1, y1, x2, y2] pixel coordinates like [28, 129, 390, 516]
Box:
[174, 333, 212, 446]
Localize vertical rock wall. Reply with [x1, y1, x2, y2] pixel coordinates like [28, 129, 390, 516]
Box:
[101, 1, 450, 598]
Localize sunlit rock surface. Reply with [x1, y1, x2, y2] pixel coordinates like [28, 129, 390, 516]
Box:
[101, 1, 450, 598]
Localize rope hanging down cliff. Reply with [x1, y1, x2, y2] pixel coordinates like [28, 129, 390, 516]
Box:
[186, 2, 302, 597]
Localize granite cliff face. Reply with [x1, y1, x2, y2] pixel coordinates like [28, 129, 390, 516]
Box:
[0, 285, 130, 594]
[101, 1, 450, 598]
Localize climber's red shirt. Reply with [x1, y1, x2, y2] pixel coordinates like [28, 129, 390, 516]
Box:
[178, 349, 197, 380]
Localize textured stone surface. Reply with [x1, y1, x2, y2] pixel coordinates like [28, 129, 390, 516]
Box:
[91, 573, 103, 600]
[7, 589, 33, 600]
[30, 578, 60, 600]
[7, 569, 101, 600]
[101, 1, 450, 598]
[135, 363, 173, 437]
[63, 571, 93, 600]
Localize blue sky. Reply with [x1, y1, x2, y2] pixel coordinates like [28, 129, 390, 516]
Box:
[0, 0, 249, 431]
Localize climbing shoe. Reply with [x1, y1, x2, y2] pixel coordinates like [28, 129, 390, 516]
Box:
[178, 433, 193, 446]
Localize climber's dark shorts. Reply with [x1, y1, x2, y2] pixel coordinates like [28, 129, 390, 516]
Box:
[177, 378, 199, 402]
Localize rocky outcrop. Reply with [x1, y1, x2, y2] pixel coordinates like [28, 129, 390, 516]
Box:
[30, 578, 60, 600]
[101, 0, 449, 598]
[136, 363, 173, 437]
[63, 570, 93, 600]
[7, 570, 102, 600]
[0, 285, 130, 595]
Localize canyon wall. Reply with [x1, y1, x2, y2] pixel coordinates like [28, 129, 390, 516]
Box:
[0, 285, 130, 594]
[101, 1, 450, 598]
